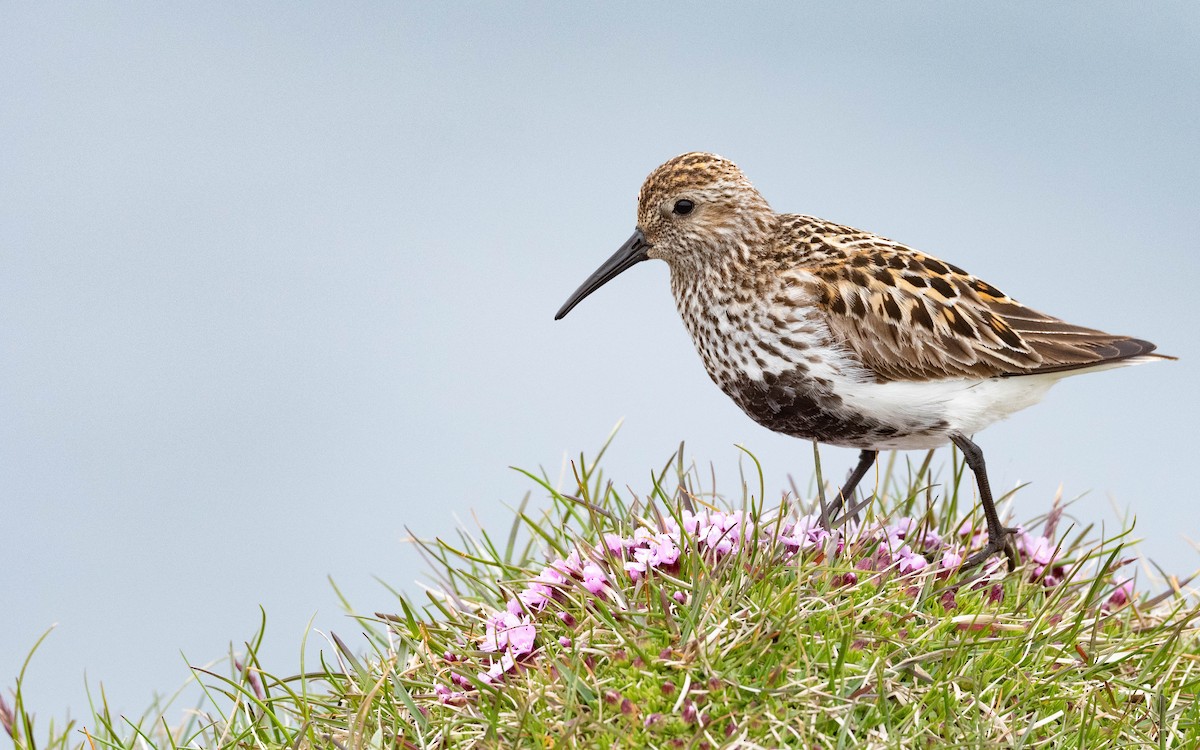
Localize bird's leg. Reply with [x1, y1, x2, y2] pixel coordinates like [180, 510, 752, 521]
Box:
[824, 449, 876, 527]
[951, 434, 1018, 571]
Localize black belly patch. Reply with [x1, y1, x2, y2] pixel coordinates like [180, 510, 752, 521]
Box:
[721, 370, 903, 447]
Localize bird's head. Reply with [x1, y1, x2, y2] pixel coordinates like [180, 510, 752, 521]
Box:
[555, 152, 773, 320]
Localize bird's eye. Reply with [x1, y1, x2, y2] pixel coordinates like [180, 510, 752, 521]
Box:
[672, 199, 695, 216]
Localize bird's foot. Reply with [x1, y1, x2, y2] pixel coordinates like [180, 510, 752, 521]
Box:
[961, 526, 1020, 573]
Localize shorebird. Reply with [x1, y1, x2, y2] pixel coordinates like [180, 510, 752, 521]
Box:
[554, 152, 1172, 570]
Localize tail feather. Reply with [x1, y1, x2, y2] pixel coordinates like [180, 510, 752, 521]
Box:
[1011, 337, 1175, 377]
[987, 298, 1175, 377]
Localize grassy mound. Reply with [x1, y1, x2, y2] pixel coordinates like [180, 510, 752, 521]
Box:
[6, 444, 1200, 749]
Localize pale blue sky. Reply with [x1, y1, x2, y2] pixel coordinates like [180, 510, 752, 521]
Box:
[3, 3, 1197, 720]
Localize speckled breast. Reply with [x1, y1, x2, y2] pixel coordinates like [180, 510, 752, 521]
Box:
[673, 270, 906, 449]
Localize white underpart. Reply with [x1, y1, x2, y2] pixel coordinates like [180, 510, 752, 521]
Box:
[834, 359, 1153, 450]
[838, 375, 1057, 449]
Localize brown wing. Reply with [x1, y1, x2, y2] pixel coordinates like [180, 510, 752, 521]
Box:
[789, 220, 1162, 381]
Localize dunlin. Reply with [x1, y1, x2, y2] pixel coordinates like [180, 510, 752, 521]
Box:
[555, 152, 1172, 570]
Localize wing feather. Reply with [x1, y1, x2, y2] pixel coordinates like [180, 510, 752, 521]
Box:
[783, 216, 1165, 381]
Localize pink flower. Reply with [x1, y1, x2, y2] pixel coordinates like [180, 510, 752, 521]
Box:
[708, 534, 735, 555]
[879, 518, 941, 554]
[434, 683, 467, 705]
[536, 565, 568, 588]
[582, 561, 608, 595]
[922, 530, 944, 550]
[833, 571, 858, 587]
[481, 613, 509, 651]
[1105, 579, 1134, 610]
[602, 533, 626, 556]
[626, 531, 683, 576]
[876, 524, 907, 556]
[645, 533, 681, 567]
[681, 700, 698, 725]
[780, 513, 830, 552]
[480, 612, 536, 655]
[1018, 532, 1056, 567]
[697, 511, 742, 554]
[479, 653, 516, 683]
[896, 545, 928, 574]
[703, 521, 737, 554]
[873, 540, 895, 567]
[506, 619, 536, 657]
[517, 584, 553, 611]
[888, 517, 919, 539]
[939, 547, 964, 570]
[512, 564, 570, 612]
[549, 552, 576, 576]
[624, 560, 647, 581]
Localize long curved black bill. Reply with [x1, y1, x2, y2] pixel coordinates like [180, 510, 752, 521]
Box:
[554, 229, 649, 320]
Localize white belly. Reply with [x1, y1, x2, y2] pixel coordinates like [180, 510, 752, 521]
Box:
[829, 374, 1060, 450]
[833, 355, 1156, 450]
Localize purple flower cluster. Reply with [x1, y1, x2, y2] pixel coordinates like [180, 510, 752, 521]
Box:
[433, 507, 1098, 705]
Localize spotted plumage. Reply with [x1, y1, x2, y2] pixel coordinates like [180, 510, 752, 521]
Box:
[555, 152, 1173, 570]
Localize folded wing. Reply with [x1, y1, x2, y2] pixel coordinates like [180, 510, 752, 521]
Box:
[798, 231, 1161, 382]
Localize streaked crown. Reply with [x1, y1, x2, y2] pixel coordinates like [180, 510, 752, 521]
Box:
[636, 152, 775, 267]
